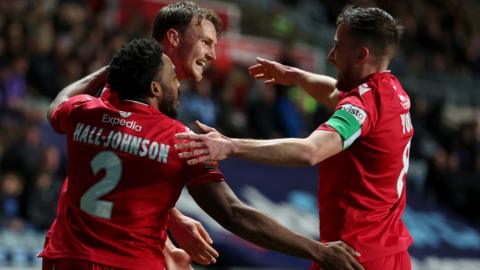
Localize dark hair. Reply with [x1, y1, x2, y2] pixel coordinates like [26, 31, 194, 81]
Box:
[337, 5, 403, 56]
[108, 38, 163, 99]
[152, 1, 222, 41]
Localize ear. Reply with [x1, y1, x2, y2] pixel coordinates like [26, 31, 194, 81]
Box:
[358, 46, 369, 62]
[151, 81, 163, 99]
[166, 28, 180, 47]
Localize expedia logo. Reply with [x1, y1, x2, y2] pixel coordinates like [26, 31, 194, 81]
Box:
[102, 113, 142, 132]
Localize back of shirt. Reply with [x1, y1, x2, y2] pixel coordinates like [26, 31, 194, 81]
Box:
[317, 71, 414, 262]
[40, 95, 223, 269]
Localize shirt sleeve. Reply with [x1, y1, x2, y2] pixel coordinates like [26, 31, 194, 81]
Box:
[50, 94, 95, 134]
[100, 85, 119, 104]
[317, 85, 377, 149]
[174, 124, 225, 190]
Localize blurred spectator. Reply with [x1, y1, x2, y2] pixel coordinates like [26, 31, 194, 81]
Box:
[272, 51, 304, 137]
[0, 171, 26, 229]
[247, 82, 281, 138]
[1, 124, 44, 182]
[179, 77, 220, 129]
[216, 64, 250, 137]
[26, 171, 61, 230]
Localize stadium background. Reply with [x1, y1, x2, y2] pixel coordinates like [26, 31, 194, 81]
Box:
[0, 0, 479, 269]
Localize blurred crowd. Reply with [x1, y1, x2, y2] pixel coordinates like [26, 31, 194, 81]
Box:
[0, 0, 479, 266]
[326, 0, 480, 78]
[239, 0, 480, 78]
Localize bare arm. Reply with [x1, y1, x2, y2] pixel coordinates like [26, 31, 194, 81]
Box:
[47, 66, 108, 122]
[229, 130, 342, 166]
[175, 121, 343, 166]
[249, 57, 340, 110]
[190, 181, 363, 270]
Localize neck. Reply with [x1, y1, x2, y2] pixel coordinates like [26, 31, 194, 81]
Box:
[144, 96, 159, 110]
[161, 42, 187, 81]
[358, 57, 390, 82]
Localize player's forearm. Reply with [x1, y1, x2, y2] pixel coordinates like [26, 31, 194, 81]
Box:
[167, 208, 183, 228]
[49, 66, 108, 111]
[230, 138, 316, 166]
[291, 68, 338, 109]
[192, 183, 328, 264]
[225, 203, 324, 261]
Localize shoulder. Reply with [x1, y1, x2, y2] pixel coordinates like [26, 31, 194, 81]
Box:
[340, 72, 398, 107]
[63, 94, 98, 109]
[171, 120, 193, 134]
[49, 95, 99, 133]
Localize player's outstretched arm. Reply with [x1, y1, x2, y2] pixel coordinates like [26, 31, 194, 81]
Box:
[248, 57, 340, 109]
[175, 121, 342, 166]
[190, 181, 364, 270]
[168, 208, 219, 265]
[47, 66, 108, 122]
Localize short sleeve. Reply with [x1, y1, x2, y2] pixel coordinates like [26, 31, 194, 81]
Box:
[173, 124, 225, 190]
[317, 83, 377, 149]
[50, 95, 95, 134]
[100, 85, 120, 105]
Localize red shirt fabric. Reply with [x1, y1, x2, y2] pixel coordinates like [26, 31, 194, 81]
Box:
[40, 94, 224, 269]
[316, 71, 414, 263]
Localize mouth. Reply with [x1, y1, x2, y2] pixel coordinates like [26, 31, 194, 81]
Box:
[195, 59, 208, 70]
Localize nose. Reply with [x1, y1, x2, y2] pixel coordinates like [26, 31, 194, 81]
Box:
[327, 48, 335, 65]
[206, 46, 216, 61]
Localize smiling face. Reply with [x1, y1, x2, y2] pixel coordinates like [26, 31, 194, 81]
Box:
[173, 18, 217, 82]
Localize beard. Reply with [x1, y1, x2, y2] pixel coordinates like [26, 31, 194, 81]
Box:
[160, 102, 178, 119]
[159, 85, 179, 119]
[335, 69, 356, 92]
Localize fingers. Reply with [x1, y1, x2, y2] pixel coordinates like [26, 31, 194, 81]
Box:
[326, 241, 364, 270]
[192, 254, 213, 265]
[202, 242, 219, 259]
[343, 244, 361, 258]
[197, 223, 214, 244]
[193, 246, 218, 265]
[341, 250, 363, 270]
[174, 139, 206, 150]
[178, 149, 209, 159]
[265, 78, 276, 85]
[352, 260, 365, 270]
[253, 73, 268, 80]
[248, 64, 264, 76]
[185, 155, 209, 165]
[195, 120, 216, 133]
[256, 57, 274, 65]
[327, 241, 361, 257]
[249, 58, 274, 77]
[175, 132, 203, 141]
[190, 238, 219, 265]
[192, 254, 216, 265]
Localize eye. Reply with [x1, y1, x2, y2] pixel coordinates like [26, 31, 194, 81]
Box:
[202, 39, 212, 46]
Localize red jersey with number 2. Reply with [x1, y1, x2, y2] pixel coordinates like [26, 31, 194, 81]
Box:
[316, 71, 414, 263]
[39, 94, 224, 269]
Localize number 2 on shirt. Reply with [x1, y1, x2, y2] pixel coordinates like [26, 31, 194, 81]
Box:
[396, 140, 411, 199]
[80, 151, 122, 219]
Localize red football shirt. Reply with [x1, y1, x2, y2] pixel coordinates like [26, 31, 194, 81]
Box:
[315, 71, 414, 263]
[40, 94, 224, 269]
